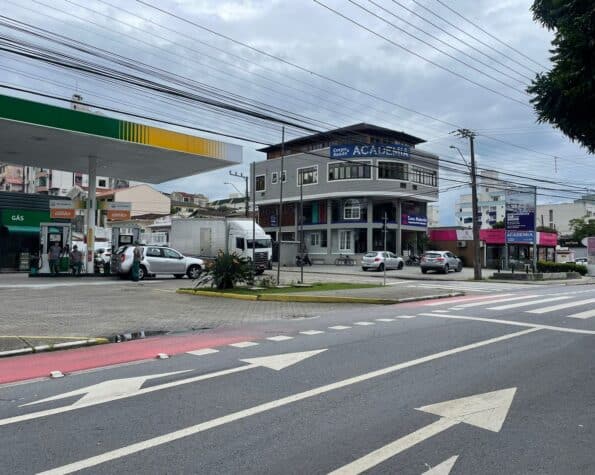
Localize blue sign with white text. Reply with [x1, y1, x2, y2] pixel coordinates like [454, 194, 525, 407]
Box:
[330, 143, 410, 159]
[506, 230, 535, 243]
[401, 214, 427, 227]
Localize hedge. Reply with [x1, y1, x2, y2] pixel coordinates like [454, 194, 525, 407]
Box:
[536, 260, 588, 276]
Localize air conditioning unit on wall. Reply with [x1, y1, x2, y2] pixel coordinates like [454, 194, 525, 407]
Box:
[457, 241, 467, 248]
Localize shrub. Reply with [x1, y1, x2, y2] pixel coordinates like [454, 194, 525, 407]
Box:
[536, 260, 587, 276]
[206, 251, 253, 289]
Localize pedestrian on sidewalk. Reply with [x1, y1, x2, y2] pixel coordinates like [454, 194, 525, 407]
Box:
[48, 241, 61, 275]
[131, 242, 142, 281]
[69, 245, 83, 275]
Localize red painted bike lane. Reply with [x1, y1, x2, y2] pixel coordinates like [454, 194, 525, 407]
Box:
[0, 329, 262, 385]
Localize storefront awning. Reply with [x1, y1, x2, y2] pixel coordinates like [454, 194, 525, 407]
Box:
[3, 225, 39, 234]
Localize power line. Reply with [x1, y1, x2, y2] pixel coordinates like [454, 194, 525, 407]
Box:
[432, 0, 549, 71]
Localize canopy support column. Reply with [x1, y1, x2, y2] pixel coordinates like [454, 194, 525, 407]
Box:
[86, 155, 97, 274]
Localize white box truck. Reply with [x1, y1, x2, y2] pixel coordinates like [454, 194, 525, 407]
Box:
[170, 218, 272, 274]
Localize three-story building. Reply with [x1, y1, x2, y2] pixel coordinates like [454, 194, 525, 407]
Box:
[253, 123, 439, 263]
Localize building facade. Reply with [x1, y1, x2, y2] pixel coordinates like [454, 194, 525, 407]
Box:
[253, 124, 438, 263]
[455, 170, 506, 229]
[536, 196, 595, 237]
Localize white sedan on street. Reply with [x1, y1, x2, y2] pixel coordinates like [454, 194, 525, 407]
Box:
[361, 251, 404, 271]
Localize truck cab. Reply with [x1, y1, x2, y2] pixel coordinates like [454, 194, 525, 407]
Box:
[227, 220, 272, 273]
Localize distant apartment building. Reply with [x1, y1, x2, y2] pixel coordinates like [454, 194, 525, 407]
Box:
[253, 123, 439, 262]
[455, 170, 506, 229]
[170, 191, 209, 207]
[0, 164, 25, 192]
[209, 193, 250, 215]
[536, 195, 595, 237]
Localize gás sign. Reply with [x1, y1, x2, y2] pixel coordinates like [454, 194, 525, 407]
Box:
[330, 143, 410, 159]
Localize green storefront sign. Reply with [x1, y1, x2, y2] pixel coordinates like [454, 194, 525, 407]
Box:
[0, 209, 50, 229]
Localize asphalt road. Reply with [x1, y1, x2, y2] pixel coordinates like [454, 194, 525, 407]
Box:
[1, 283, 594, 474]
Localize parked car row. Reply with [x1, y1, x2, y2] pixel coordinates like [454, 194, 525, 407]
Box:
[359, 250, 463, 274]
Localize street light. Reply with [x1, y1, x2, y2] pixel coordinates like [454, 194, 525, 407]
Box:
[449, 145, 470, 169]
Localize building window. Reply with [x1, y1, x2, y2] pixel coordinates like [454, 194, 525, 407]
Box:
[378, 161, 408, 180]
[410, 166, 437, 186]
[412, 185, 418, 190]
[400, 183, 406, 188]
[98, 179, 107, 187]
[339, 230, 352, 252]
[328, 161, 371, 181]
[549, 209, 553, 222]
[271, 172, 278, 184]
[298, 166, 318, 186]
[343, 199, 361, 220]
[310, 232, 320, 247]
[255, 175, 266, 192]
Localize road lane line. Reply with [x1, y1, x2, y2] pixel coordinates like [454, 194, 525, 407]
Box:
[267, 336, 294, 342]
[394, 315, 417, 319]
[567, 308, 595, 320]
[187, 349, 219, 356]
[487, 295, 570, 310]
[424, 294, 514, 306]
[229, 341, 259, 348]
[329, 326, 351, 330]
[354, 322, 375, 326]
[417, 313, 595, 335]
[451, 295, 538, 309]
[526, 298, 595, 314]
[300, 330, 325, 335]
[38, 328, 539, 475]
[375, 319, 395, 322]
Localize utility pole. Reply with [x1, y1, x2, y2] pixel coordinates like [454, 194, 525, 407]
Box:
[276, 126, 285, 285]
[383, 212, 388, 286]
[251, 162, 256, 280]
[454, 129, 482, 280]
[299, 177, 304, 284]
[228, 170, 249, 217]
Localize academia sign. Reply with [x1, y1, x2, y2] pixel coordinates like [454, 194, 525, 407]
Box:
[505, 187, 535, 232]
[330, 143, 410, 159]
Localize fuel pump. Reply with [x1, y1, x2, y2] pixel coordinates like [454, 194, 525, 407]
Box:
[39, 222, 72, 274]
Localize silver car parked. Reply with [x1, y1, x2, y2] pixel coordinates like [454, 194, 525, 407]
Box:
[420, 251, 462, 274]
[361, 251, 404, 271]
[115, 245, 204, 280]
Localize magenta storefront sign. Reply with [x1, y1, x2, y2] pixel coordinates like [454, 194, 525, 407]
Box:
[538, 232, 558, 247]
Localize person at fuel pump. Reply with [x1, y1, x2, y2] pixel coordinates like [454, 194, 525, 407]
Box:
[69, 245, 83, 275]
[48, 241, 62, 275]
[131, 242, 142, 281]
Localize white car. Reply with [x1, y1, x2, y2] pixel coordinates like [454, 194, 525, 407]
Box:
[115, 245, 204, 280]
[361, 251, 404, 271]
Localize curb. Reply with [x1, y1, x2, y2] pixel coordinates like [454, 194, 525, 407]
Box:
[279, 268, 494, 282]
[0, 338, 109, 358]
[176, 289, 464, 305]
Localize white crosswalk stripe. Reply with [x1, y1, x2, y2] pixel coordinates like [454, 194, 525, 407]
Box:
[527, 298, 595, 314]
[409, 283, 535, 293]
[487, 295, 571, 310]
[424, 294, 514, 306]
[451, 295, 539, 309]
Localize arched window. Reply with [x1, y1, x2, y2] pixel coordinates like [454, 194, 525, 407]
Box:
[343, 199, 360, 220]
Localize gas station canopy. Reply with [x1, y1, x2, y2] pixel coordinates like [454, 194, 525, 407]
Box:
[0, 94, 242, 183]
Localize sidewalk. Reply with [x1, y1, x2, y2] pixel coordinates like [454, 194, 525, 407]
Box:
[0, 274, 461, 357]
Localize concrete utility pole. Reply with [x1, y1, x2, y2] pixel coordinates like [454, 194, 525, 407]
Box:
[228, 171, 249, 217]
[454, 129, 482, 280]
[276, 126, 285, 285]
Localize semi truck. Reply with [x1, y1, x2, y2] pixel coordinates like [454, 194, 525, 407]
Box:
[169, 218, 272, 274]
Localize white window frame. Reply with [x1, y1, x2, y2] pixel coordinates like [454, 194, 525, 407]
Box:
[338, 230, 352, 252]
[343, 199, 361, 220]
[255, 174, 266, 192]
[297, 165, 318, 187]
[310, 232, 320, 247]
[271, 172, 278, 184]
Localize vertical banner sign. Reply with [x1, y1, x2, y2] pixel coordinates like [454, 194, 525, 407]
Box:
[505, 187, 536, 244]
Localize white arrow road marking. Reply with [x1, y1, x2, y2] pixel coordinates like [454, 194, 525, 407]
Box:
[0, 350, 326, 428]
[329, 388, 516, 474]
[567, 308, 595, 319]
[37, 329, 536, 475]
[421, 455, 459, 475]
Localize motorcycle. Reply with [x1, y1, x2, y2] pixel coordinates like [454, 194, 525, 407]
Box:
[405, 254, 420, 266]
[295, 254, 312, 267]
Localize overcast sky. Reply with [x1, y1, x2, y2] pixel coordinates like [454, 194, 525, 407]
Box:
[1, 0, 593, 224]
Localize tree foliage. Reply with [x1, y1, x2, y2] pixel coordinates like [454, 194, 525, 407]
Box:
[491, 220, 506, 229]
[569, 216, 595, 241]
[527, 1, 595, 153]
[205, 251, 253, 289]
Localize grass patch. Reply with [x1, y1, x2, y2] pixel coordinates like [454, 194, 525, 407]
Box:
[180, 282, 381, 295]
